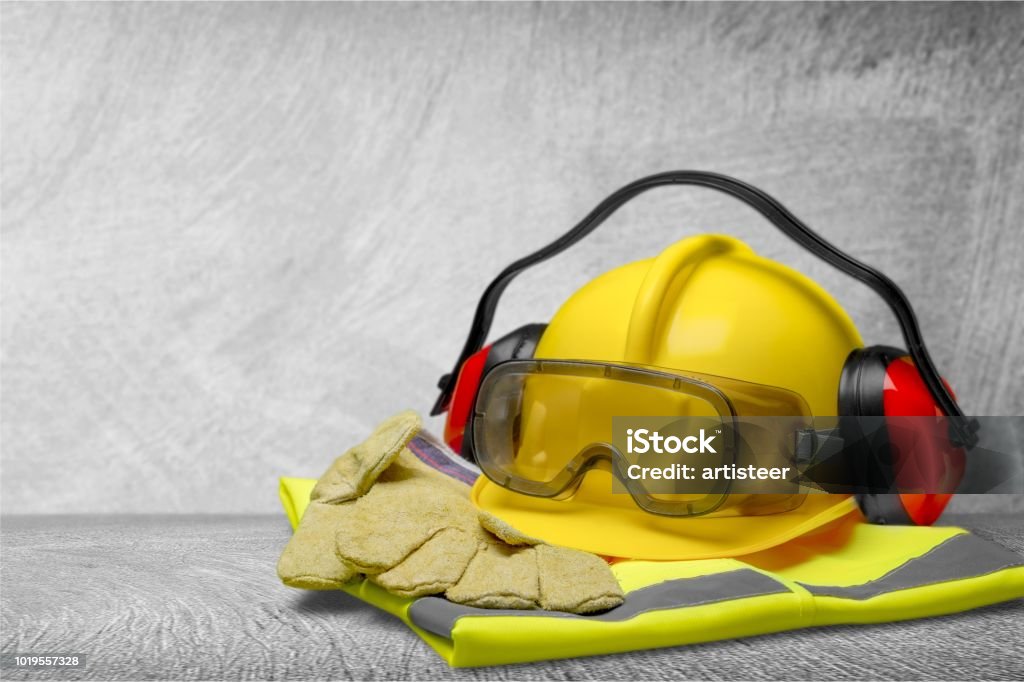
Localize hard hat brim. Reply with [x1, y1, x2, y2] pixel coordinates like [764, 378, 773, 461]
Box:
[472, 476, 861, 561]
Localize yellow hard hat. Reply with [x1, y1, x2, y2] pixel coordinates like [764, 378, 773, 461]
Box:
[434, 173, 975, 559]
[470, 235, 863, 559]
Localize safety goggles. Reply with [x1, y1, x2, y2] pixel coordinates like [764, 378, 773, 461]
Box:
[471, 359, 816, 518]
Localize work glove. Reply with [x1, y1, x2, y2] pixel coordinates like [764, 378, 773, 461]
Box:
[277, 411, 624, 614]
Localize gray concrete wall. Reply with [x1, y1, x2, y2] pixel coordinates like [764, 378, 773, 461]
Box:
[2, 2, 1022, 514]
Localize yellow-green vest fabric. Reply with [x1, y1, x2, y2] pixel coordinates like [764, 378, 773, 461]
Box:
[280, 476, 1024, 668]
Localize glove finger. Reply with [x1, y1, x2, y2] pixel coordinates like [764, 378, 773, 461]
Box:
[478, 511, 541, 546]
[535, 544, 624, 614]
[312, 411, 421, 504]
[277, 503, 358, 589]
[445, 541, 540, 610]
[374, 449, 470, 497]
[371, 528, 478, 597]
[335, 479, 477, 574]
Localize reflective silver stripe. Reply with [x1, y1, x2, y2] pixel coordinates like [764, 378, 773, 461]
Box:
[408, 568, 789, 639]
[799, 533, 1024, 600]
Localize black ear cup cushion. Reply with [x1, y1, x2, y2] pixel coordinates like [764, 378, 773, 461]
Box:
[461, 323, 548, 463]
[857, 489, 913, 525]
[838, 345, 906, 417]
[483, 323, 548, 375]
[840, 345, 913, 525]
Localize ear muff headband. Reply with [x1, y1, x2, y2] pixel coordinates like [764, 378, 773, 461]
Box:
[431, 171, 977, 449]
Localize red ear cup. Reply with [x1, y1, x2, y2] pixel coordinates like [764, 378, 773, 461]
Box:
[840, 347, 966, 525]
[444, 324, 547, 462]
[443, 345, 492, 455]
[882, 356, 966, 525]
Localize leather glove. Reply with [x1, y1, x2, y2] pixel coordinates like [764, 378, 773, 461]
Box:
[278, 411, 623, 614]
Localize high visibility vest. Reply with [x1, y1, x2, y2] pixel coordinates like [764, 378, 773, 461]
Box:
[280, 477, 1024, 668]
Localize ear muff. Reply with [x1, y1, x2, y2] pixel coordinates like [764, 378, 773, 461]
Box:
[840, 346, 966, 525]
[444, 323, 547, 461]
[432, 172, 978, 523]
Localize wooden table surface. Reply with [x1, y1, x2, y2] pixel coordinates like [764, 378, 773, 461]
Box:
[1, 514, 1022, 680]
